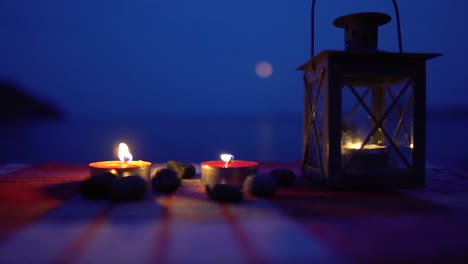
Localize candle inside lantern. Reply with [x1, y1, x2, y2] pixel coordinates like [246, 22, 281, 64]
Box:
[342, 141, 388, 170]
[201, 153, 259, 188]
[89, 142, 152, 180]
[343, 141, 386, 152]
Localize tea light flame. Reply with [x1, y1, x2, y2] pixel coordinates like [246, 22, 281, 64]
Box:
[118, 143, 133, 163]
[220, 154, 234, 168]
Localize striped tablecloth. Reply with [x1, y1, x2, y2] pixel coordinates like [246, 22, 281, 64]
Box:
[0, 162, 468, 264]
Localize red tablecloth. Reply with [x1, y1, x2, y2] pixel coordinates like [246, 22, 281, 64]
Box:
[1, 162, 468, 264]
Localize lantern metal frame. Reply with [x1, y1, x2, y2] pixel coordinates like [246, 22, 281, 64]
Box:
[297, 0, 441, 188]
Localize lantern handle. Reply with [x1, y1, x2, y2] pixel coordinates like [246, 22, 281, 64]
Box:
[310, 0, 403, 58]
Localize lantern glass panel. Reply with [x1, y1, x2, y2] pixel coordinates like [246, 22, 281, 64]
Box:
[340, 75, 414, 173]
[304, 80, 325, 169]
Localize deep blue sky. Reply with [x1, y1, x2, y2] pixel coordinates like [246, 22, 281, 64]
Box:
[0, 0, 466, 118]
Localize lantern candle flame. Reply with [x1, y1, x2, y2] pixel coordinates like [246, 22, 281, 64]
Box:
[344, 142, 363, 150]
[118, 143, 133, 165]
[220, 154, 234, 168]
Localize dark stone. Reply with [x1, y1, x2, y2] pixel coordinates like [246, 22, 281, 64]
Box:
[270, 168, 296, 186]
[151, 168, 181, 193]
[166, 160, 196, 179]
[206, 184, 243, 203]
[109, 175, 147, 201]
[79, 172, 117, 200]
[243, 173, 278, 198]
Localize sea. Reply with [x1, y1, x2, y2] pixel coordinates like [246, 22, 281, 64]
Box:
[1, 113, 467, 166]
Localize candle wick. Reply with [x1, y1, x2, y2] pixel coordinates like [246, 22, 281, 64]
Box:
[224, 156, 233, 168]
[122, 158, 130, 168]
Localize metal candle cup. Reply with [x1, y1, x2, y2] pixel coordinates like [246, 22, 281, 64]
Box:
[342, 144, 388, 170]
[89, 160, 152, 180]
[201, 160, 259, 188]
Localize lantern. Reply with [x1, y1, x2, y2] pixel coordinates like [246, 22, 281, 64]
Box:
[297, 0, 441, 188]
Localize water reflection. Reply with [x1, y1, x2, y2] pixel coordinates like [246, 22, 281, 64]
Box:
[0, 114, 302, 165]
[0, 114, 466, 165]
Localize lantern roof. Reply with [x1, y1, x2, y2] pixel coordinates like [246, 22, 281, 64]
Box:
[296, 50, 441, 71]
[333, 12, 391, 29]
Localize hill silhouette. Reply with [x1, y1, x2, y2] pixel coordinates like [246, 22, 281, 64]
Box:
[0, 80, 63, 121]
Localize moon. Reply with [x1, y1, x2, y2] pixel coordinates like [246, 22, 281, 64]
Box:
[255, 61, 273, 78]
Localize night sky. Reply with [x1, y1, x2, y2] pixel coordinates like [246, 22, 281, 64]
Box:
[0, 0, 466, 118]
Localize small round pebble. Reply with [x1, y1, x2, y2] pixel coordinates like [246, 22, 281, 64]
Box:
[79, 172, 117, 200]
[109, 175, 147, 201]
[270, 168, 296, 186]
[243, 173, 278, 198]
[206, 184, 243, 203]
[151, 168, 181, 193]
[166, 160, 196, 179]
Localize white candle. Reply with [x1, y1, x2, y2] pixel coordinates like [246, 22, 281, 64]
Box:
[342, 142, 387, 170]
[89, 142, 152, 179]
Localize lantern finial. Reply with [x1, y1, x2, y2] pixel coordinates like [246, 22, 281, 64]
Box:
[333, 12, 391, 52]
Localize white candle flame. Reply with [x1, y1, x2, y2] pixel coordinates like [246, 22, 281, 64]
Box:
[220, 154, 234, 167]
[118, 143, 133, 162]
[220, 154, 234, 162]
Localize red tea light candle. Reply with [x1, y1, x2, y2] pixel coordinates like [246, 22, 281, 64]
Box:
[201, 154, 259, 188]
[89, 143, 152, 180]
